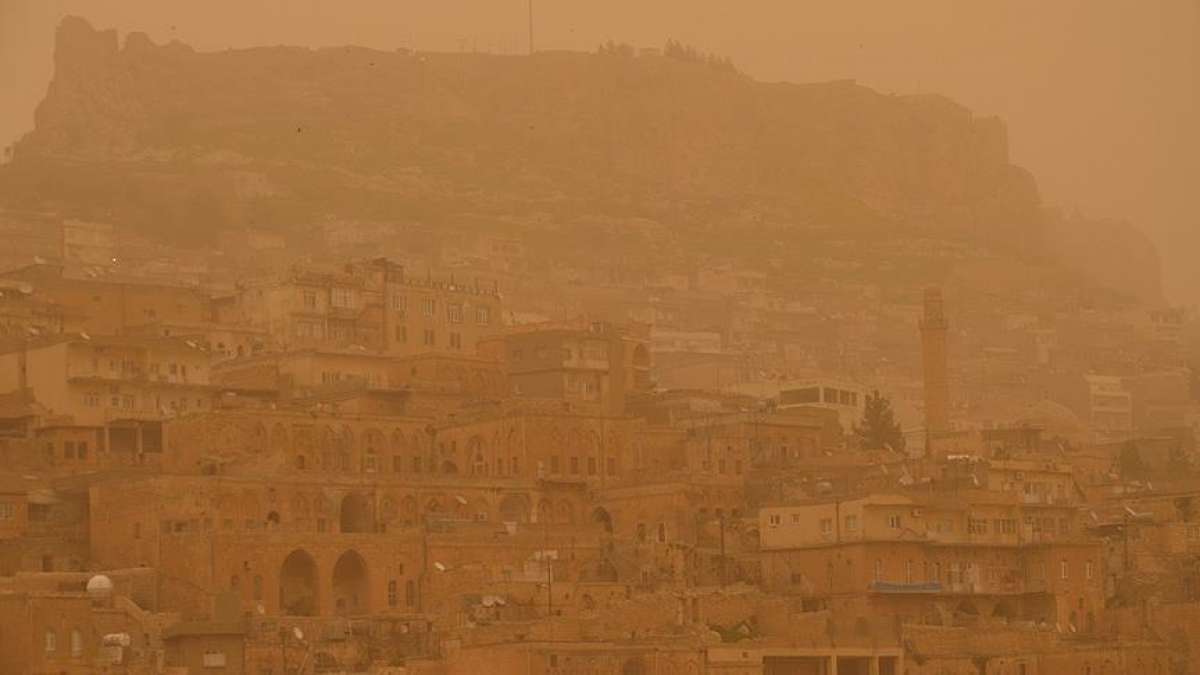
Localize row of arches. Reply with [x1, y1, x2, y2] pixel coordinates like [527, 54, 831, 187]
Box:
[243, 419, 640, 482]
[263, 492, 609, 532]
[279, 549, 375, 616]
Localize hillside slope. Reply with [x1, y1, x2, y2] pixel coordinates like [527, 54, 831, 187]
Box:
[0, 17, 1162, 303]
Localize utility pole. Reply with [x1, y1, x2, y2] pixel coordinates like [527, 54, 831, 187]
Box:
[544, 509, 553, 616]
[527, 0, 534, 54]
[718, 513, 727, 588]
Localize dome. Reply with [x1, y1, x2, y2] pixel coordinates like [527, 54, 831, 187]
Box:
[86, 575, 114, 598]
[1018, 400, 1087, 441]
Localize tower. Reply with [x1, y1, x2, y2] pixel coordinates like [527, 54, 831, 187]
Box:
[920, 287, 950, 450]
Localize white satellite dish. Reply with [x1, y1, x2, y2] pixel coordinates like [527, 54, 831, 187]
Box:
[292, 627, 304, 641]
[434, 562, 447, 572]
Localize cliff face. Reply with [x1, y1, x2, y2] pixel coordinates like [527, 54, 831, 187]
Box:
[0, 17, 1162, 303]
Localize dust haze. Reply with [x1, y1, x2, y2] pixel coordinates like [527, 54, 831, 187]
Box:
[0, 2, 1199, 674]
[3, 0, 1198, 302]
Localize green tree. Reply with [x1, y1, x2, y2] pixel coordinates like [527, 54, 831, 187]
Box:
[853, 390, 906, 451]
[1119, 442, 1147, 479]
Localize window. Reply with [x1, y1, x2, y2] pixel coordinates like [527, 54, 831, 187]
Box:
[392, 294, 407, 314]
[64, 441, 76, 459]
[476, 306, 491, 325]
[820, 518, 833, 535]
[423, 329, 435, 346]
[388, 580, 399, 607]
[768, 514, 782, 526]
[395, 325, 407, 343]
[791, 513, 801, 524]
[888, 514, 902, 529]
[331, 287, 353, 308]
[1060, 560, 1069, 580]
[78, 442, 88, 460]
[905, 560, 913, 583]
[84, 392, 100, 407]
[550, 456, 560, 473]
[202, 651, 228, 668]
[412, 457, 422, 473]
[44, 630, 57, 654]
[570, 457, 579, 474]
[873, 559, 883, 582]
[605, 457, 616, 475]
[657, 523, 666, 543]
[968, 518, 989, 535]
[587, 457, 597, 476]
[0, 503, 14, 520]
[303, 290, 317, 309]
[422, 298, 436, 317]
[405, 579, 416, 606]
[70, 628, 83, 657]
[1086, 560, 1094, 580]
[449, 332, 462, 350]
[845, 514, 859, 531]
[447, 303, 464, 323]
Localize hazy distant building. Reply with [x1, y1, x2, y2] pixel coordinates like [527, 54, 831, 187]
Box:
[480, 319, 651, 416]
[230, 258, 503, 357]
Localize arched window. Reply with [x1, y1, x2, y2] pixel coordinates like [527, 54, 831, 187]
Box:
[44, 630, 57, 654]
[405, 579, 417, 606]
[388, 580, 398, 607]
[70, 628, 83, 657]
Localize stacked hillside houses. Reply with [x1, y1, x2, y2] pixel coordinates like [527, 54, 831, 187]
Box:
[0, 254, 1196, 675]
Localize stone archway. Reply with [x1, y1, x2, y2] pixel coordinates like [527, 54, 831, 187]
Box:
[279, 549, 319, 616]
[499, 494, 532, 523]
[332, 550, 369, 616]
[592, 507, 614, 534]
[991, 600, 1014, 622]
[339, 493, 375, 533]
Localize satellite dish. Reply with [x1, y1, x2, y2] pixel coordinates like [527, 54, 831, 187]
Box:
[292, 627, 304, 641]
[256, 603, 265, 615]
[86, 575, 114, 599]
[455, 495, 468, 505]
[434, 562, 447, 572]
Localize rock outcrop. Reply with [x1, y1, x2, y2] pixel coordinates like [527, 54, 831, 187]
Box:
[0, 17, 1163, 303]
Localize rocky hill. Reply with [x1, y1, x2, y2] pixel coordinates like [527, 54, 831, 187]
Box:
[0, 17, 1162, 304]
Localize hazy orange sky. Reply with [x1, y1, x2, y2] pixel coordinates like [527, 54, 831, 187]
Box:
[1, 0, 1197, 303]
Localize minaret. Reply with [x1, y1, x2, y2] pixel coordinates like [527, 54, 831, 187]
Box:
[920, 287, 950, 451]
